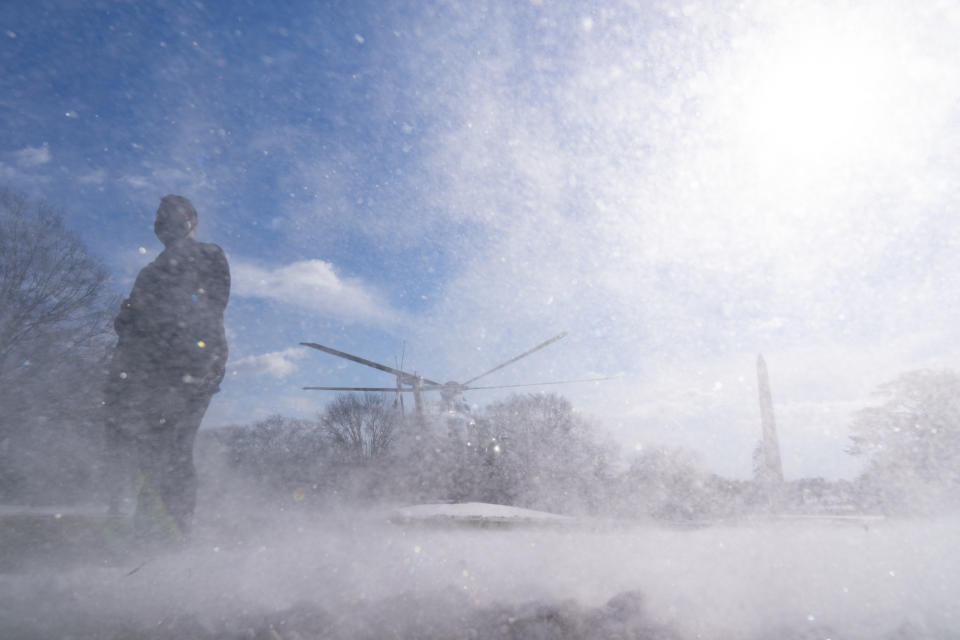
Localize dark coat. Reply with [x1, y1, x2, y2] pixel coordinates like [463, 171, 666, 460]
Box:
[111, 238, 230, 397]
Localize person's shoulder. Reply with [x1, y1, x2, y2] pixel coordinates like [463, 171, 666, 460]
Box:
[135, 252, 165, 278]
[196, 241, 227, 260]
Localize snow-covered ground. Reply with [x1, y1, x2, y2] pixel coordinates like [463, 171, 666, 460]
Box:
[387, 501, 577, 527]
[1, 506, 958, 638]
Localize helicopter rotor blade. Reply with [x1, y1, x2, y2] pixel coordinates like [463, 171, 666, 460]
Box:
[461, 332, 568, 386]
[303, 386, 416, 392]
[300, 342, 441, 386]
[461, 376, 613, 391]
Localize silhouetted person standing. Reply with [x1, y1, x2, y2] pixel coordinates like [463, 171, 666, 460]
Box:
[105, 195, 229, 540]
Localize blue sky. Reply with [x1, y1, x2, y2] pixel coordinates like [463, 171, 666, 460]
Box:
[3, 0, 960, 479]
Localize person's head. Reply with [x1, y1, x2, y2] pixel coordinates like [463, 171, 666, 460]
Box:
[154, 194, 198, 245]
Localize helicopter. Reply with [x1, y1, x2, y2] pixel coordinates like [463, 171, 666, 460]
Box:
[300, 331, 606, 417]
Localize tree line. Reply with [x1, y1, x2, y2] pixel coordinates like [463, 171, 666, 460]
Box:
[202, 375, 958, 519]
[204, 393, 616, 515]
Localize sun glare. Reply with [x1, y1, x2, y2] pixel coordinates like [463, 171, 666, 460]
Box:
[734, 17, 898, 179]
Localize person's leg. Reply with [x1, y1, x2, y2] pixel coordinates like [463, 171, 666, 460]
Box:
[103, 420, 133, 515]
[103, 368, 137, 515]
[164, 394, 212, 535]
[103, 384, 145, 515]
[133, 389, 184, 543]
[133, 425, 178, 542]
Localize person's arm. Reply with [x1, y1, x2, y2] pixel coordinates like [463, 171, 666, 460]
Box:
[204, 244, 230, 313]
[115, 264, 158, 339]
[113, 298, 134, 338]
[140, 265, 170, 328]
[192, 244, 230, 393]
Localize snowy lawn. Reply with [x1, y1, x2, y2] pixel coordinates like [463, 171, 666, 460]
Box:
[1, 507, 958, 639]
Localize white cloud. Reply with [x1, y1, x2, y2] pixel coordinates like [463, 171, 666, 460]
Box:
[13, 144, 50, 167]
[0, 161, 51, 186]
[77, 169, 108, 184]
[0, 162, 23, 181]
[122, 175, 151, 189]
[151, 166, 195, 186]
[231, 347, 306, 377]
[231, 258, 402, 326]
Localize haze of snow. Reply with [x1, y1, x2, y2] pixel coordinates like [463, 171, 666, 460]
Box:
[2, 503, 959, 639]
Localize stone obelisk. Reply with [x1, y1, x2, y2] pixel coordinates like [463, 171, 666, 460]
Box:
[756, 354, 784, 484]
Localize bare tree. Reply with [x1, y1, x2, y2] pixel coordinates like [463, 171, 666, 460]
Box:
[216, 415, 326, 487]
[480, 393, 612, 514]
[0, 188, 112, 378]
[319, 393, 397, 462]
[620, 446, 712, 520]
[0, 188, 115, 501]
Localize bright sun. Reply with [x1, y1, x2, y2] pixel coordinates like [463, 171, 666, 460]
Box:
[731, 13, 901, 180]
